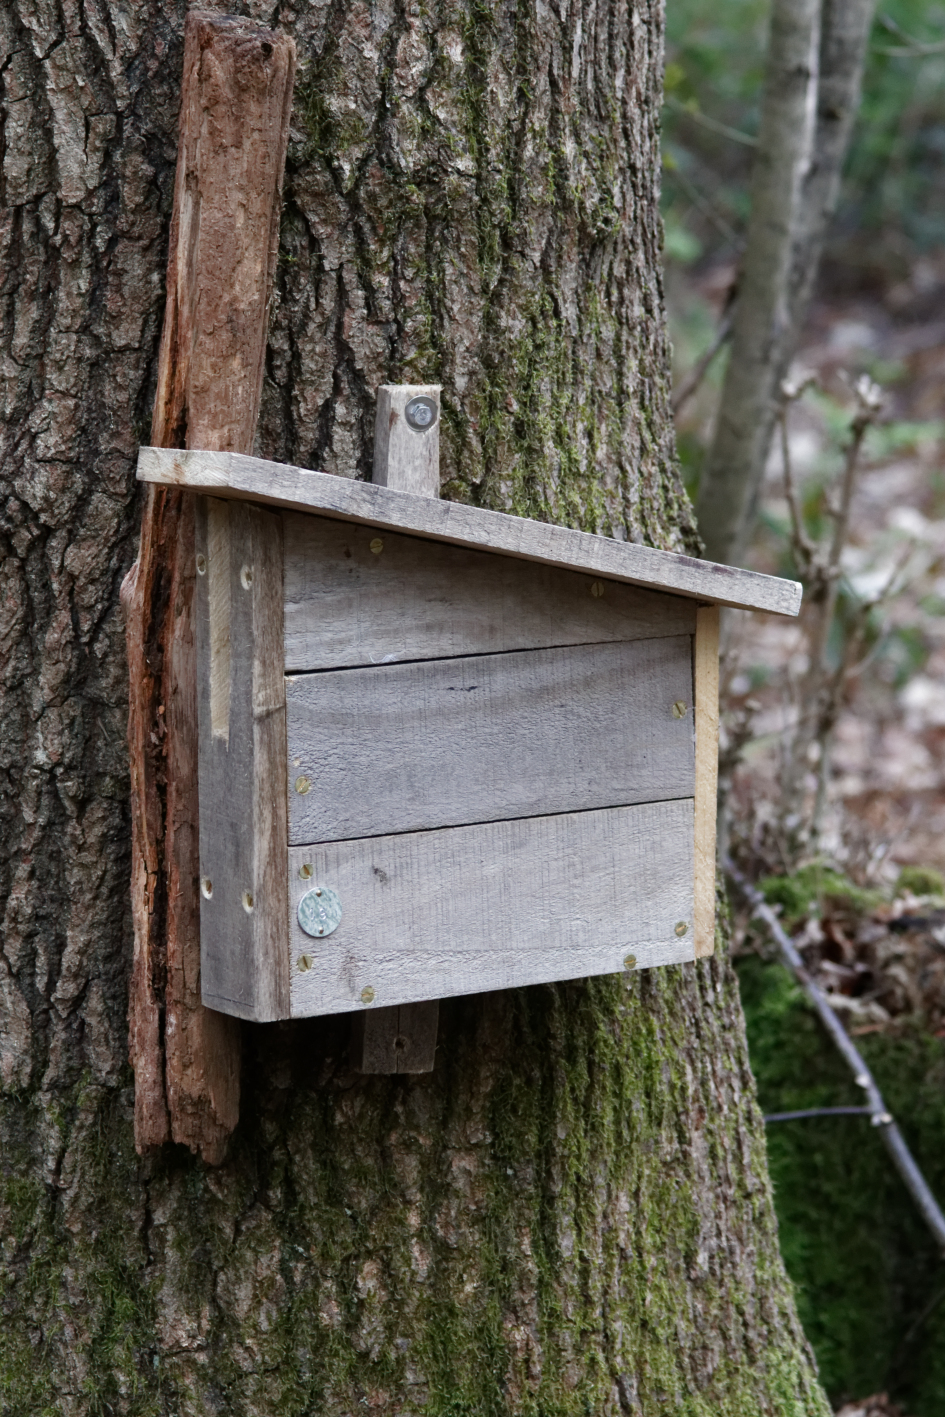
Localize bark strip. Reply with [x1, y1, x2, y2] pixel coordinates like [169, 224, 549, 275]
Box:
[122, 11, 296, 1161]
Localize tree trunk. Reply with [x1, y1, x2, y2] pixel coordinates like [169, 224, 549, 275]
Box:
[695, 0, 876, 567]
[0, 2, 827, 1412]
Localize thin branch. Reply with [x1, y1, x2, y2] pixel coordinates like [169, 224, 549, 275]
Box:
[764, 1107, 872, 1122]
[663, 165, 745, 250]
[672, 314, 733, 415]
[727, 860, 945, 1255]
[665, 96, 759, 148]
[875, 12, 945, 56]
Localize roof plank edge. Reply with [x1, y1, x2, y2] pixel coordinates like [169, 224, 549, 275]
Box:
[137, 447, 802, 616]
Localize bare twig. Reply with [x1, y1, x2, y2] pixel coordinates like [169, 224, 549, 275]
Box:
[764, 1106, 872, 1121]
[666, 96, 758, 148]
[672, 314, 733, 415]
[726, 860, 945, 1255]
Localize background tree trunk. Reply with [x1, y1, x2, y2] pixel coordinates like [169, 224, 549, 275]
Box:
[0, 2, 828, 1412]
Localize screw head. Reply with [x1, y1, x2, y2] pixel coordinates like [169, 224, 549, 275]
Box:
[242, 890, 254, 914]
[404, 395, 438, 431]
[200, 877, 213, 900]
[240, 564, 254, 590]
[672, 701, 687, 719]
[675, 921, 688, 937]
[299, 863, 313, 880]
[295, 775, 311, 795]
[370, 537, 384, 555]
[297, 954, 313, 972]
[590, 580, 605, 598]
[623, 953, 637, 970]
[195, 553, 207, 575]
[360, 986, 375, 1004]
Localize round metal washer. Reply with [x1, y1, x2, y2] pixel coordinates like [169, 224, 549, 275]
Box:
[404, 395, 438, 431]
[298, 885, 343, 939]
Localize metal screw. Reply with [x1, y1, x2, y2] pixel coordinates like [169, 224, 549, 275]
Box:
[360, 986, 375, 1004]
[675, 921, 688, 937]
[623, 953, 637, 970]
[672, 701, 687, 719]
[590, 581, 605, 598]
[404, 395, 438, 431]
[370, 537, 384, 555]
[315, 887, 322, 896]
[240, 564, 254, 590]
[200, 877, 213, 900]
[195, 553, 207, 575]
[299, 863, 313, 880]
[242, 890, 254, 914]
[295, 775, 311, 795]
[297, 954, 313, 972]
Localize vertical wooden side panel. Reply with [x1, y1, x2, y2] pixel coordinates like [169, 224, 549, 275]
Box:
[693, 604, 720, 958]
[197, 500, 288, 1022]
[252, 510, 290, 1018]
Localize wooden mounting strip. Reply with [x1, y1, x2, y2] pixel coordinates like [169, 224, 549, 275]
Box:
[350, 388, 444, 1074]
[121, 11, 296, 1162]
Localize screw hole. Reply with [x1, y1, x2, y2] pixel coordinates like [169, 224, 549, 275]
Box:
[394, 1035, 408, 1052]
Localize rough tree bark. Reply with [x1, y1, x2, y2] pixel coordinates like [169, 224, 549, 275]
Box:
[695, 0, 876, 567]
[0, 2, 829, 1413]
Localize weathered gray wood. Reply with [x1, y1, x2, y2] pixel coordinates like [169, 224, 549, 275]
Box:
[373, 385, 441, 496]
[138, 447, 803, 616]
[196, 497, 290, 1022]
[282, 512, 696, 671]
[352, 1002, 440, 1074]
[288, 799, 695, 1018]
[693, 605, 720, 958]
[286, 635, 695, 844]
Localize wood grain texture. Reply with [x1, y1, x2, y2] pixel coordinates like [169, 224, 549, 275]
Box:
[352, 1002, 440, 1074]
[373, 386, 441, 496]
[196, 500, 289, 1022]
[282, 513, 696, 671]
[693, 605, 721, 958]
[137, 447, 803, 616]
[286, 636, 695, 843]
[287, 800, 695, 1018]
[122, 13, 296, 1159]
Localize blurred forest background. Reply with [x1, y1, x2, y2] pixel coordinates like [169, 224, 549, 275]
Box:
[662, 2, 945, 1412]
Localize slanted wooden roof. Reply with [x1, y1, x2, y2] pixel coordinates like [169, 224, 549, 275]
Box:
[138, 447, 802, 616]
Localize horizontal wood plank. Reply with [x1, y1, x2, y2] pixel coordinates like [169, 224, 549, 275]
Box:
[283, 513, 696, 670]
[138, 447, 802, 616]
[288, 799, 696, 1017]
[286, 636, 695, 843]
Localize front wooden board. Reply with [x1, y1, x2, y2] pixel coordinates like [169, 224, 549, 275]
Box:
[288, 800, 696, 1018]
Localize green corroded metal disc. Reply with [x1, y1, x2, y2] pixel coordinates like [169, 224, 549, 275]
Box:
[297, 885, 343, 939]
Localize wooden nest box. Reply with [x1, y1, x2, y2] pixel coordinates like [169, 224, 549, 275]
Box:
[138, 385, 801, 1043]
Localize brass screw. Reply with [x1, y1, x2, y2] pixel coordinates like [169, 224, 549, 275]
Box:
[675, 921, 688, 937]
[360, 986, 375, 1004]
[623, 953, 637, 970]
[195, 553, 207, 576]
[672, 700, 687, 719]
[370, 537, 384, 555]
[297, 954, 313, 972]
[590, 580, 605, 598]
[299, 863, 313, 880]
[295, 775, 311, 795]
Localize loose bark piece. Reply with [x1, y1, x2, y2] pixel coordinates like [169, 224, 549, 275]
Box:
[123, 11, 296, 1161]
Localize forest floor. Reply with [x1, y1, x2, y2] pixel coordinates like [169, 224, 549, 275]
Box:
[669, 251, 945, 1415]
